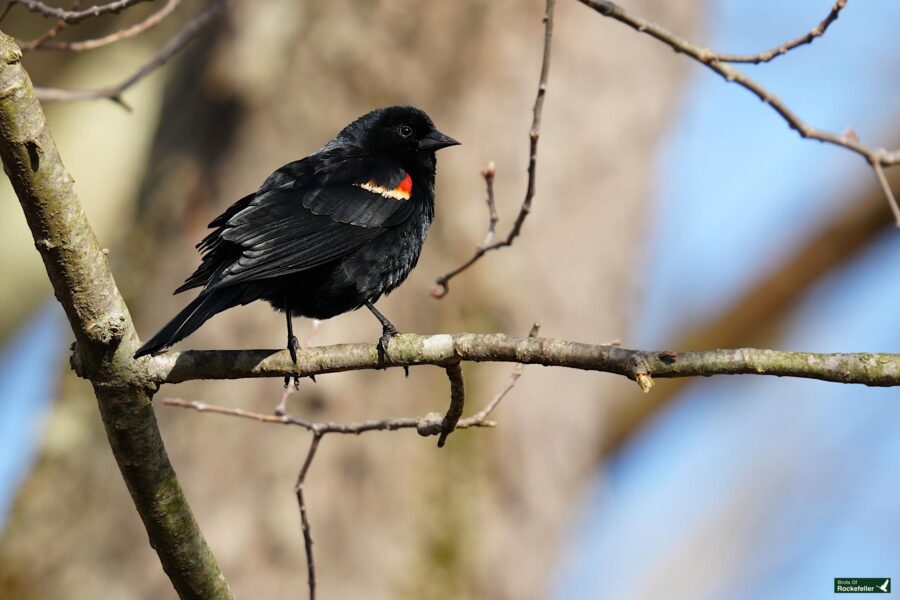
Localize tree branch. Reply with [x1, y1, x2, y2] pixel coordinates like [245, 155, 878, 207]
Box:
[140, 334, 900, 389]
[163, 343, 537, 600]
[162, 345, 534, 600]
[576, 0, 900, 223]
[295, 433, 321, 600]
[16, 0, 79, 51]
[33, 0, 228, 108]
[163, 398, 497, 435]
[431, 0, 555, 298]
[0, 31, 233, 600]
[26, 0, 182, 52]
[710, 0, 848, 64]
[11, 0, 153, 24]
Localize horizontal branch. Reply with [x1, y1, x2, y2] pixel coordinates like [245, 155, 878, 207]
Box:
[163, 398, 496, 435]
[141, 333, 900, 389]
[12, 0, 153, 24]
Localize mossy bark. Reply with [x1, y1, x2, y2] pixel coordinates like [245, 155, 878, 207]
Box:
[0, 31, 232, 600]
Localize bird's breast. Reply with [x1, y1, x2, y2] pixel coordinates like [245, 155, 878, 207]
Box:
[343, 205, 432, 301]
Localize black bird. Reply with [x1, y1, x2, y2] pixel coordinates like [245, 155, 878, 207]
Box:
[134, 105, 459, 385]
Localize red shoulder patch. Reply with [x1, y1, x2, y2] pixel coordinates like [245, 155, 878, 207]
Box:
[356, 173, 413, 201]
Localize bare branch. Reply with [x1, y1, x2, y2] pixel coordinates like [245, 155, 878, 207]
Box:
[577, 0, 900, 221]
[711, 0, 848, 64]
[0, 3, 14, 23]
[872, 161, 900, 226]
[165, 354, 525, 600]
[0, 31, 233, 598]
[577, 0, 900, 167]
[163, 398, 496, 436]
[11, 0, 153, 24]
[295, 433, 322, 600]
[431, 163, 496, 297]
[431, 0, 555, 298]
[34, 0, 228, 108]
[461, 322, 540, 424]
[30, 0, 181, 52]
[141, 334, 900, 389]
[17, 0, 80, 51]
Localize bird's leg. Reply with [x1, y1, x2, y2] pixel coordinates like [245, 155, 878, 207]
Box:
[284, 306, 300, 390]
[364, 301, 407, 376]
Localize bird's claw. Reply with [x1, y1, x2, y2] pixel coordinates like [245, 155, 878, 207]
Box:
[376, 325, 399, 369]
[285, 335, 300, 390]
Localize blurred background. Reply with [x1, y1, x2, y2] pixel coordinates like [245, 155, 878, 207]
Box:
[0, 1, 898, 599]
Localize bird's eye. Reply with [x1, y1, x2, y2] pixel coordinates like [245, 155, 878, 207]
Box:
[398, 125, 413, 138]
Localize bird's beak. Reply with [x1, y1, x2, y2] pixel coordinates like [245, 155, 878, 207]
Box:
[419, 129, 460, 152]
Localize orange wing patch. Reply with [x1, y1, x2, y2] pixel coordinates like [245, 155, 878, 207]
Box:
[357, 174, 413, 201]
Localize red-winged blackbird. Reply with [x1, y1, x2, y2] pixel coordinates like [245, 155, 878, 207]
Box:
[134, 105, 459, 383]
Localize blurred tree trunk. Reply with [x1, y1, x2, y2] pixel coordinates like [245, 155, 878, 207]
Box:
[0, 2, 699, 599]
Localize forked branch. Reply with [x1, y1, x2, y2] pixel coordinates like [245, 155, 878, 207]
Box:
[709, 0, 848, 64]
[24, 0, 182, 52]
[431, 0, 555, 297]
[576, 0, 900, 223]
[33, 0, 228, 108]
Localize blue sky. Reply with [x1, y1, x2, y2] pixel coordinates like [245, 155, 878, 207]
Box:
[554, 1, 900, 598]
[639, 0, 900, 345]
[0, 302, 65, 527]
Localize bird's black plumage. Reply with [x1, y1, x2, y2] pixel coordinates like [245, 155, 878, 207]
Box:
[134, 105, 459, 369]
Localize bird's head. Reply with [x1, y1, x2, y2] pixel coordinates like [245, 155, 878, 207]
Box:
[336, 105, 459, 166]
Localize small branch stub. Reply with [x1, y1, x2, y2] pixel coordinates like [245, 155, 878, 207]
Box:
[636, 372, 654, 393]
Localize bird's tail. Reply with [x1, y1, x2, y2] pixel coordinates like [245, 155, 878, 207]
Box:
[134, 287, 244, 358]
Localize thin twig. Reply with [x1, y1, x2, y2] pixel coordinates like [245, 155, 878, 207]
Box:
[431, 0, 555, 298]
[295, 433, 322, 600]
[458, 323, 539, 424]
[32, 0, 181, 52]
[872, 161, 900, 226]
[17, 0, 80, 51]
[164, 325, 539, 599]
[165, 358, 525, 600]
[12, 0, 152, 24]
[34, 0, 228, 108]
[480, 162, 498, 245]
[711, 0, 848, 64]
[162, 399, 497, 435]
[0, 2, 14, 22]
[430, 163, 496, 297]
[577, 0, 900, 221]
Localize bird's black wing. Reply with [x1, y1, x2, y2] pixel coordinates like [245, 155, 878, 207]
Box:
[178, 153, 417, 292]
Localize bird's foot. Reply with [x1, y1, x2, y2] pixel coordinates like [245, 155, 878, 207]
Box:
[284, 335, 300, 390]
[376, 324, 399, 369]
